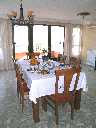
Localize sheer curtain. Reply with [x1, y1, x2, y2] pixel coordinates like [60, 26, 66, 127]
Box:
[64, 23, 73, 62]
[0, 19, 14, 70]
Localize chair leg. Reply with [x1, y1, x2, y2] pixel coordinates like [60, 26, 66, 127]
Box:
[17, 85, 19, 97]
[20, 94, 22, 104]
[70, 101, 74, 120]
[55, 104, 58, 125]
[19, 87, 22, 104]
[42, 97, 47, 112]
[21, 95, 24, 112]
[74, 91, 81, 110]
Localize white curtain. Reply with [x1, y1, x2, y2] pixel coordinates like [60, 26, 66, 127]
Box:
[64, 23, 73, 61]
[0, 19, 14, 70]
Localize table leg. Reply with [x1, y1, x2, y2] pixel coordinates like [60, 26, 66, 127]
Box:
[32, 99, 40, 122]
[41, 97, 47, 112]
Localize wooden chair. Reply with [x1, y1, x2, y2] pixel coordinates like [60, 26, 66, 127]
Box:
[43, 68, 80, 124]
[16, 70, 22, 97]
[26, 52, 32, 59]
[26, 52, 40, 59]
[14, 63, 21, 97]
[34, 52, 40, 59]
[14, 64, 30, 112]
[59, 55, 67, 64]
[14, 62, 30, 112]
[19, 79, 30, 112]
[69, 57, 81, 69]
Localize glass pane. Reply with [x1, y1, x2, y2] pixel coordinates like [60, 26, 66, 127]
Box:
[0, 48, 3, 60]
[14, 25, 28, 53]
[51, 26, 64, 55]
[33, 25, 48, 52]
[14, 25, 28, 59]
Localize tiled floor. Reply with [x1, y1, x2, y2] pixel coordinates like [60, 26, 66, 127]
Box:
[0, 66, 96, 128]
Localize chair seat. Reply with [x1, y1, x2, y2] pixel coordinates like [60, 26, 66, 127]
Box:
[48, 92, 74, 104]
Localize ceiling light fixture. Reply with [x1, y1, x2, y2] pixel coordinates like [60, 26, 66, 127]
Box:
[7, 0, 34, 25]
[77, 12, 90, 25]
[77, 12, 90, 19]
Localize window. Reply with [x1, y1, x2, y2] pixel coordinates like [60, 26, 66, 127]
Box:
[33, 25, 48, 52]
[14, 25, 28, 59]
[51, 26, 64, 57]
[0, 37, 3, 60]
[0, 48, 3, 60]
[72, 27, 81, 56]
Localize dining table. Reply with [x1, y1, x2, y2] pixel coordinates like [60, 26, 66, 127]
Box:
[16, 58, 87, 122]
[16, 59, 64, 122]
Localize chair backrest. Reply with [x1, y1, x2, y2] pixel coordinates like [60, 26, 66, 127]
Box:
[55, 68, 79, 94]
[34, 52, 40, 58]
[31, 52, 40, 58]
[30, 58, 38, 65]
[73, 67, 81, 91]
[15, 64, 20, 77]
[76, 72, 87, 91]
[59, 55, 67, 64]
[26, 52, 40, 59]
[69, 56, 81, 69]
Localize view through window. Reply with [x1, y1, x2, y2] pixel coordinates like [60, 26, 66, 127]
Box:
[14, 25, 65, 59]
[33, 25, 48, 52]
[51, 26, 64, 57]
[14, 25, 28, 59]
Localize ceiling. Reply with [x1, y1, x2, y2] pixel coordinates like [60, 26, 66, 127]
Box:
[0, 0, 96, 25]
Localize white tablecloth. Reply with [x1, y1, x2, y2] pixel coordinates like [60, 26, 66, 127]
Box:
[16, 59, 87, 103]
[16, 60, 57, 103]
